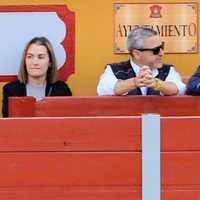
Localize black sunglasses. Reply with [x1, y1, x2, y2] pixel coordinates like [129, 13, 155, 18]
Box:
[136, 42, 165, 55]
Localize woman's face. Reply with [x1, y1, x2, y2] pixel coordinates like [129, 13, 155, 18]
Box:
[25, 43, 50, 79]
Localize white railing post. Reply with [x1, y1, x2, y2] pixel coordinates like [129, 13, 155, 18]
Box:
[142, 114, 161, 200]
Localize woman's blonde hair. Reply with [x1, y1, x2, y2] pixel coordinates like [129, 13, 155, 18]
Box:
[18, 37, 58, 84]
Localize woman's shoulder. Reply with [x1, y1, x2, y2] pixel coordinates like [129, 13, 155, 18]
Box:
[3, 80, 26, 96]
[51, 80, 72, 96]
[3, 80, 23, 89]
[52, 80, 69, 87]
[53, 80, 67, 85]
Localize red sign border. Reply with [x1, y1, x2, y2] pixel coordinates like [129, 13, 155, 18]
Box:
[0, 5, 75, 81]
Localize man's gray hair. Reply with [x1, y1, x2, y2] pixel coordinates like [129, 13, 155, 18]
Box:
[127, 27, 158, 55]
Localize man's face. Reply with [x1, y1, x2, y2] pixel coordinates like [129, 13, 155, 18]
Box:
[135, 36, 164, 69]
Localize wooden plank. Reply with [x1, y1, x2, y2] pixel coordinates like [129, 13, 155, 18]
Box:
[0, 189, 200, 200]
[0, 186, 140, 200]
[34, 96, 200, 116]
[9, 96, 200, 117]
[161, 117, 200, 151]
[1, 117, 200, 151]
[1, 188, 200, 200]
[0, 152, 199, 186]
[8, 96, 35, 117]
[0, 117, 141, 151]
[161, 191, 200, 200]
[161, 152, 200, 185]
[0, 152, 140, 186]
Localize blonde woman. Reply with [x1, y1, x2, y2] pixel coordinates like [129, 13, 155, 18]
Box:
[2, 37, 72, 117]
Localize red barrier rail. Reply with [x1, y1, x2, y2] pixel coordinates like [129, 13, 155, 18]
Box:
[8, 95, 200, 117]
[0, 116, 199, 199]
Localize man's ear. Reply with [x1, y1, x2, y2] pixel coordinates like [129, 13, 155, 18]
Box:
[132, 49, 141, 60]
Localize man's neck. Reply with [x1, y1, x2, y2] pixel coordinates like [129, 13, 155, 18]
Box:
[131, 58, 145, 68]
[131, 58, 154, 70]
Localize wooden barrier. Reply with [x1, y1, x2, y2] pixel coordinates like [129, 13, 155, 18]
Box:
[8, 95, 200, 117]
[0, 116, 200, 199]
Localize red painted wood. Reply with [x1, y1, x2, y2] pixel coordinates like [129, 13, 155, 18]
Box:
[0, 117, 141, 151]
[9, 96, 200, 117]
[9, 97, 35, 117]
[0, 152, 200, 186]
[161, 152, 200, 185]
[0, 152, 140, 186]
[161, 117, 200, 150]
[161, 191, 200, 200]
[0, 116, 200, 199]
[0, 186, 140, 200]
[1, 188, 200, 200]
[1, 117, 200, 151]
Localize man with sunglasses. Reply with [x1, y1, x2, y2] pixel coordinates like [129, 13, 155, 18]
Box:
[97, 27, 186, 96]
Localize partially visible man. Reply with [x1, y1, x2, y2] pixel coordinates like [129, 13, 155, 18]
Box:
[97, 27, 186, 96]
[186, 66, 200, 95]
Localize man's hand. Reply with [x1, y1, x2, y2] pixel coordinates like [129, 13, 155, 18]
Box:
[135, 65, 155, 88]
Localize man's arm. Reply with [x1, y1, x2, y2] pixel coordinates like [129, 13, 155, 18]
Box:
[163, 66, 186, 95]
[114, 77, 137, 96]
[153, 79, 179, 95]
[97, 65, 118, 96]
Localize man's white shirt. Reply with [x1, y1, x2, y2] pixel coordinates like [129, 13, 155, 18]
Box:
[97, 59, 186, 95]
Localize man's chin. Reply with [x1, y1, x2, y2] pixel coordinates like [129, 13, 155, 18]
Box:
[154, 62, 163, 69]
[150, 64, 163, 69]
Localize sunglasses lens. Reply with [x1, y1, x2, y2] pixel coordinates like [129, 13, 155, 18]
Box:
[153, 47, 160, 55]
[153, 43, 164, 55]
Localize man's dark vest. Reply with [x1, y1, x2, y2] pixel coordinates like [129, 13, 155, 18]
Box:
[109, 60, 171, 95]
